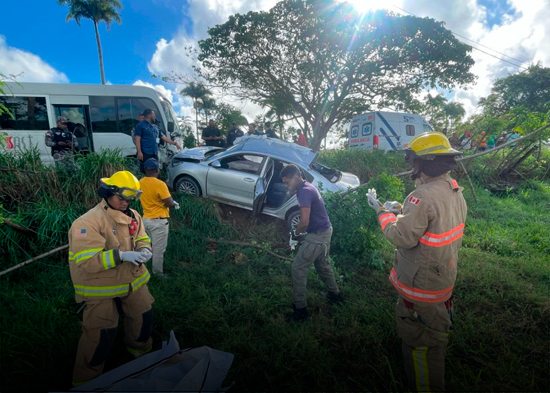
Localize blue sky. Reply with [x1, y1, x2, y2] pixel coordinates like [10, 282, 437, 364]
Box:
[1, 0, 192, 84]
[1, 0, 549, 126]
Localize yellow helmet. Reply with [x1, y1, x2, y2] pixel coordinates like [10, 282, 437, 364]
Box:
[99, 171, 142, 201]
[405, 132, 462, 164]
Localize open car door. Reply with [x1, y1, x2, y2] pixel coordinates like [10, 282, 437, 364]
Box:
[252, 157, 274, 216]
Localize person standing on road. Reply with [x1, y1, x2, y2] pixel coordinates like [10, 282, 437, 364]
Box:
[135, 109, 181, 173]
[367, 132, 467, 392]
[139, 158, 180, 277]
[68, 171, 154, 386]
[131, 112, 145, 146]
[280, 164, 343, 322]
[226, 121, 244, 147]
[297, 130, 307, 147]
[202, 119, 224, 147]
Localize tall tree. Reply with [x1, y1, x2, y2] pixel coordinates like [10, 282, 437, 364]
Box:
[180, 82, 212, 140]
[58, 0, 122, 85]
[198, 0, 475, 150]
[443, 101, 465, 131]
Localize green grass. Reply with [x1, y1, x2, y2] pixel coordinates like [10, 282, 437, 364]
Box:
[0, 150, 549, 392]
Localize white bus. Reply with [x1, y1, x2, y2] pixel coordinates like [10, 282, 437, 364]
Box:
[0, 82, 182, 164]
[349, 111, 433, 152]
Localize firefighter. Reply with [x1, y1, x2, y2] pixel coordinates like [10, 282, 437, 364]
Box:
[367, 132, 467, 392]
[68, 171, 154, 386]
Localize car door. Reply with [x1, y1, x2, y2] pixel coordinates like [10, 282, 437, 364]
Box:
[253, 157, 274, 216]
[206, 153, 265, 208]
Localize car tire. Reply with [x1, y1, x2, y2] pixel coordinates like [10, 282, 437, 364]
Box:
[175, 176, 201, 196]
[286, 208, 301, 230]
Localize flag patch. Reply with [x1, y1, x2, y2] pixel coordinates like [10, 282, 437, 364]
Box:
[75, 228, 87, 238]
[408, 196, 421, 205]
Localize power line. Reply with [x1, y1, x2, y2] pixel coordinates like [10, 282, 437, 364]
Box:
[391, 5, 531, 71]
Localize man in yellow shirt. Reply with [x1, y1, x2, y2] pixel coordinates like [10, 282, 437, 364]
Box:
[139, 158, 179, 276]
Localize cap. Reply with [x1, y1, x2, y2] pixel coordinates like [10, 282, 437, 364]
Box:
[232, 121, 237, 124]
[56, 116, 68, 124]
[138, 111, 145, 117]
[144, 158, 160, 171]
[265, 121, 271, 126]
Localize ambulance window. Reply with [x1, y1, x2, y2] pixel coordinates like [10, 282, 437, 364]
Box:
[362, 122, 372, 136]
[350, 125, 359, 137]
[406, 125, 415, 136]
[0, 96, 49, 130]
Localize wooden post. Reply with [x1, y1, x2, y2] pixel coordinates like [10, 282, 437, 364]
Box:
[0, 245, 69, 277]
[459, 161, 477, 203]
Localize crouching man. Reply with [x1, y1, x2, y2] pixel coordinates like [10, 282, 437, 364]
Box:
[68, 171, 154, 386]
[280, 164, 343, 322]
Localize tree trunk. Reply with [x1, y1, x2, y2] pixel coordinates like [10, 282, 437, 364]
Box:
[194, 99, 199, 142]
[93, 21, 106, 85]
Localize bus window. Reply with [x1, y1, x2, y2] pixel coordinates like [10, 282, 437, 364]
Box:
[55, 106, 85, 125]
[0, 96, 49, 130]
[90, 96, 117, 133]
[117, 97, 164, 136]
[160, 99, 181, 134]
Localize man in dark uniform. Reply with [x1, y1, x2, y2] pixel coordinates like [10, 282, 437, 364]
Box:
[202, 119, 224, 147]
[226, 121, 244, 147]
[45, 116, 77, 163]
[280, 164, 343, 322]
[265, 121, 279, 139]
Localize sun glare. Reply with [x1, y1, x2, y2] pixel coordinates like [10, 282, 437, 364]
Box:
[344, 0, 381, 14]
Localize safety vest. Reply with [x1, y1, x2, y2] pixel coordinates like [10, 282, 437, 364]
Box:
[68, 200, 152, 302]
[378, 173, 467, 305]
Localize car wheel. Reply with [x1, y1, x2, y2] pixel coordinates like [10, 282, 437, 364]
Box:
[286, 209, 301, 230]
[175, 176, 201, 196]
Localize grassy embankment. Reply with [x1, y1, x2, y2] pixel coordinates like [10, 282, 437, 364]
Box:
[0, 148, 548, 392]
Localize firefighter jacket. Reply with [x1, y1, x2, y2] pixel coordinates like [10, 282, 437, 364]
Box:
[377, 173, 467, 306]
[68, 200, 152, 302]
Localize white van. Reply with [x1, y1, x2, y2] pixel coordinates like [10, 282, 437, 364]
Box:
[0, 82, 182, 165]
[349, 111, 433, 151]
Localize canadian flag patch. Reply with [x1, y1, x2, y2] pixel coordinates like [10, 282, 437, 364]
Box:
[408, 196, 421, 205]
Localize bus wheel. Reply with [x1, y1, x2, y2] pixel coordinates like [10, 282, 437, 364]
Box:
[176, 176, 201, 196]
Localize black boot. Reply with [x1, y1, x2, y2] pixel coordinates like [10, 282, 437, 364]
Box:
[286, 303, 308, 322]
[327, 291, 344, 305]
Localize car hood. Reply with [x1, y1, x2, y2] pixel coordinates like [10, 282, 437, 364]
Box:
[335, 171, 361, 190]
[173, 146, 222, 161]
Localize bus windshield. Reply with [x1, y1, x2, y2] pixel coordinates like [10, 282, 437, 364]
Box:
[159, 98, 182, 135]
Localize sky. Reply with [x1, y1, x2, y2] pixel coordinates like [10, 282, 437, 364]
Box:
[1, 0, 549, 138]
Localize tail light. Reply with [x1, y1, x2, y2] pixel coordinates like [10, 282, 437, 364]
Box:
[373, 135, 379, 150]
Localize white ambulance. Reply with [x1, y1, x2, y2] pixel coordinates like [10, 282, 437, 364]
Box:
[348, 111, 433, 151]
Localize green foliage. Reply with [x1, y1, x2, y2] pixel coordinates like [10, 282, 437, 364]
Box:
[198, 0, 475, 150]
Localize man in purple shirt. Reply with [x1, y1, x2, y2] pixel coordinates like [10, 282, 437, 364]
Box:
[280, 164, 343, 322]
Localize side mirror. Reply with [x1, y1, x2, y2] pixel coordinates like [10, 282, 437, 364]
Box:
[168, 121, 175, 133]
[211, 160, 222, 169]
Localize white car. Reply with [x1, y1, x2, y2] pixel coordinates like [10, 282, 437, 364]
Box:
[166, 135, 360, 228]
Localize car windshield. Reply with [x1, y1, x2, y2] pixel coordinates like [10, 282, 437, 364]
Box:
[159, 98, 182, 134]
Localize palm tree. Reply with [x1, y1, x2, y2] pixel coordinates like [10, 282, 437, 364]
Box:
[58, 0, 122, 85]
[180, 82, 212, 140]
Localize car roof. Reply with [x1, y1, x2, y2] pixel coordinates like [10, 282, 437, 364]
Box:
[234, 135, 318, 165]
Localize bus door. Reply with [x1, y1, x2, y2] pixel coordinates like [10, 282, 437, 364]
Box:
[52, 101, 94, 154]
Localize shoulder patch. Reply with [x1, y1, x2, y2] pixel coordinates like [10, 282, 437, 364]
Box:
[408, 196, 421, 205]
[75, 228, 87, 238]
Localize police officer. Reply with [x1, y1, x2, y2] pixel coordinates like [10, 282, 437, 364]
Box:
[226, 121, 244, 146]
[280, 164, 342, 322]
[367, 132, 467, 392]
[68, 171, 154, 386]
[45, 116, 77, 162]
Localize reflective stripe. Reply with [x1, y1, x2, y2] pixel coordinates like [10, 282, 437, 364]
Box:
[419, 223, 464, 247]
[412, 346, 431, 392]
[135, 236, 151, 243]
[74, 283, 129, 297]
[389, 269, 453, 303]
[102, 249, 116, 270]
[378, 212, 397, 230]
[131, 270, 150, 291]
[70, 248, 103, 264]
[127, 346, 152, 358]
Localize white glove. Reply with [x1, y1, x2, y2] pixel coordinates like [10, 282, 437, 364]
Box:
[173, 201, 180, 210]
[366, 188, 383, 212]
[139, 248, 153, 262]
[289, 238, 298, 251]
[120, 251, 147, 265]
[384, 201, 403, 214]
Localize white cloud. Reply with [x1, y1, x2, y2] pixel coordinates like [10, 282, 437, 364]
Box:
[0, 35, 68, 83]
